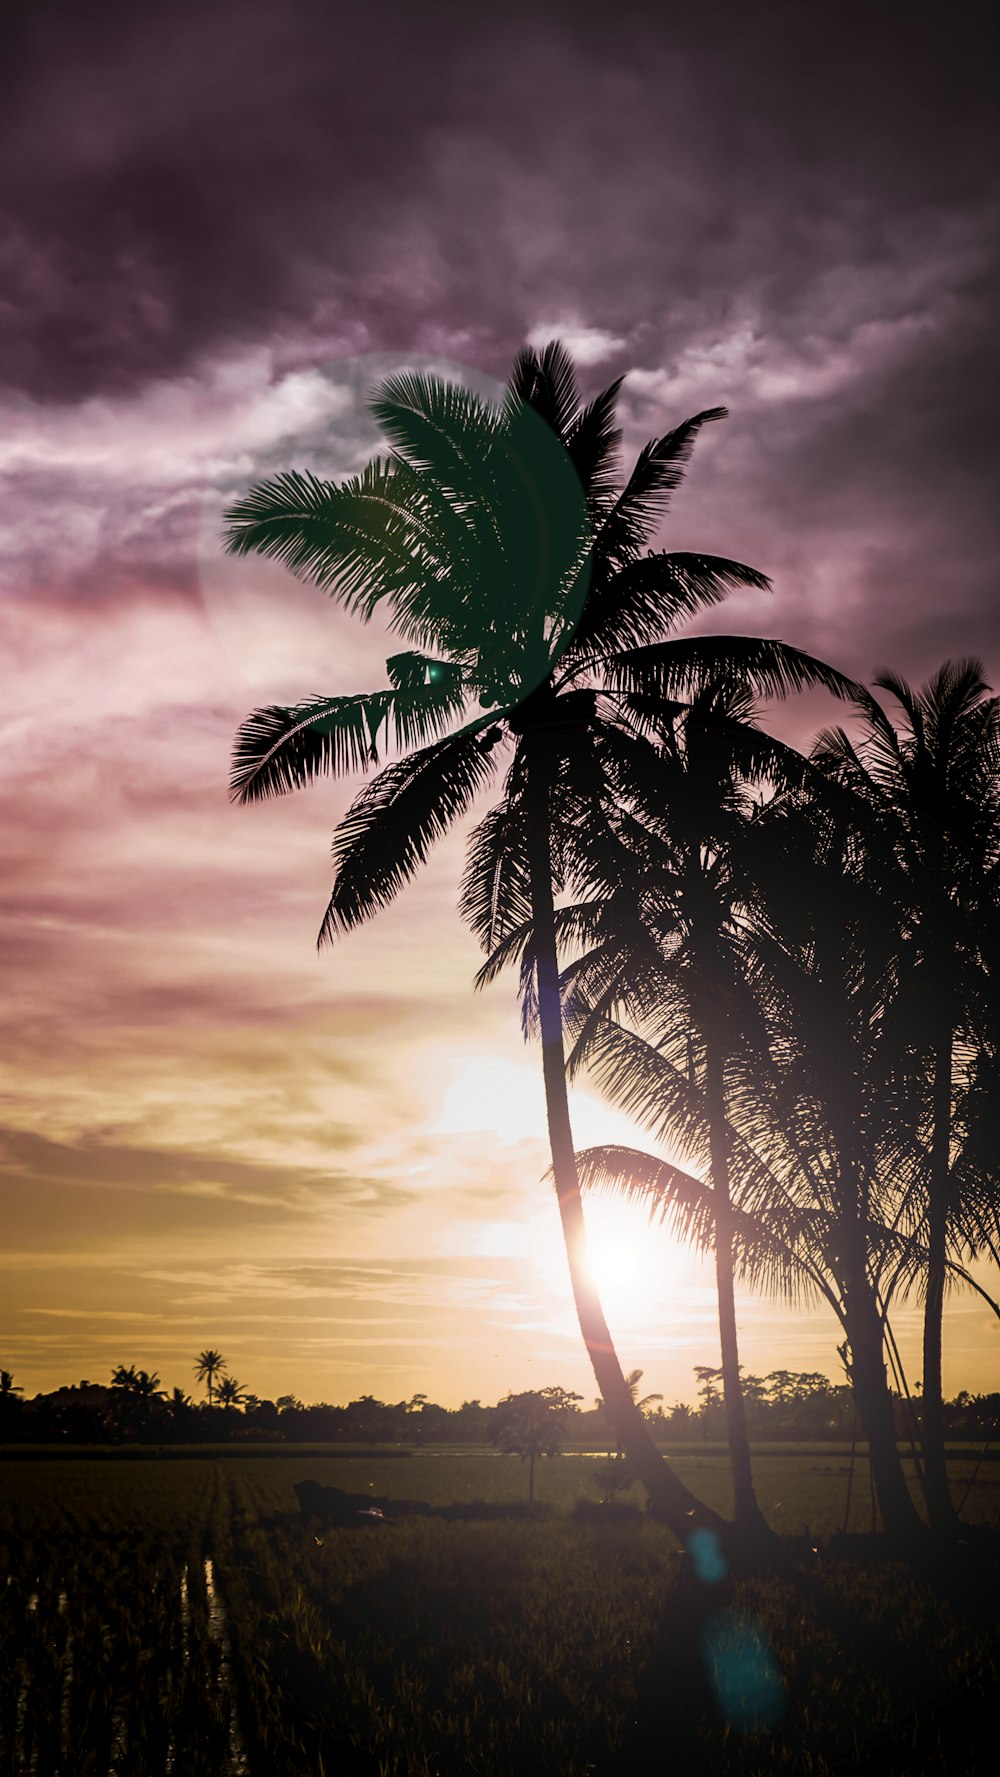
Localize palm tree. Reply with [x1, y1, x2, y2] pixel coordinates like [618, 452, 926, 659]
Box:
[215, 1376, 248, 1414]
[625, 1368, 663, 1415]
[223, 342, 854, 1543]
[730, 776, 932, 1536]
[488, 681, 811, 1527]
[559, 681, 809, 1530]
[814, 661, 1000, 1527]
[194, 1349, 226, 1405]
[558, 765, 936, 1536]
[0, 1370, 22, 1397]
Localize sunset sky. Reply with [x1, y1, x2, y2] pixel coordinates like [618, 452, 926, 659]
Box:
[3, 0, 998, 1409]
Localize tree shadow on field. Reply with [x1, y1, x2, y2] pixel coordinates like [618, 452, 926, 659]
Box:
[287, 1483, 554, 1532]
[613, 1525, 1000, 1777]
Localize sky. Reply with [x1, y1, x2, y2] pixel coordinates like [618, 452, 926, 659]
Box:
[2, 0, 999, 1409]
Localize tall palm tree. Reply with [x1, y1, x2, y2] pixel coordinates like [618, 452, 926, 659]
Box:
[814, 660, 1000, 1527]
[545, 682, 803, 1530]
[564, 736, 962, 1538]
[194, 1349, 226, 1405]
[224, 342, 854, 1542]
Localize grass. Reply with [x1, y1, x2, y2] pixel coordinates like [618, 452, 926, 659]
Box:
[1, 1450, 997, 1775]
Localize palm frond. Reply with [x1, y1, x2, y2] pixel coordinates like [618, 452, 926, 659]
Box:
[576, 1143, 717, 1248]
[507, 341, 582, 440]
[564, 553, 771, 669]
[222, 460, 438, 612]
[230, 695, 383, 801]
[474, 901, 606, 992]
[607, 635, 863, 704]
[565, 378, 624, 513]
[595, 408, 727, 564]
[319, 717, 503, 942]
[368, 373, 504, 531]
[575, 1143, 842, 1313]
[229, 672, 472, 804]
[459, 783, 533, 954]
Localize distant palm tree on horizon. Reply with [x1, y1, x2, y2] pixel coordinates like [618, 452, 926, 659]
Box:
[194, 1349, 226, 1405]
[215, 1376, 248, 1414]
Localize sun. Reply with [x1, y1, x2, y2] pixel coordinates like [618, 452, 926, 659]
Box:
[582, 1198, 669, 1329]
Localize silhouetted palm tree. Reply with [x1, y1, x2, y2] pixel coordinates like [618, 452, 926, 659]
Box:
[625, 1368, 663, 1415]
[0, 1370, 22, 1397]
[814, 660, 1000, 1527]
[224, 342, 853, 1542]
[730, 777, 930, 1536]
[558, 681, 813, 1530]
[194, 1349, 226, 1405]
[215, 1376, 248, 1414]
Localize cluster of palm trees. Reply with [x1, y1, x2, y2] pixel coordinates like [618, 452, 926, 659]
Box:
[193, 1349, 249, 1412]
[109, 1354, 251, 1419]
[223, 342, 999, 1549]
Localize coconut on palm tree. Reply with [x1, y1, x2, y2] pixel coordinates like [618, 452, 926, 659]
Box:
[223, 342, 855, 1543]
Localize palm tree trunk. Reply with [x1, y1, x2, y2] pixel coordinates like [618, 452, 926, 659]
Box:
[841, 1255, 923, 1541]
[704, 1038, 766, 1530]
[523, 744, 727, 1543]
[921, 1028, 956, 1529]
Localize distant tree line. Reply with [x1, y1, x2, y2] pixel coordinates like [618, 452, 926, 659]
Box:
[1, 1362, 996, 1448]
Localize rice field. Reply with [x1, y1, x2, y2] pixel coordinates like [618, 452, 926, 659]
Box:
[1, 1450, 997, 1775]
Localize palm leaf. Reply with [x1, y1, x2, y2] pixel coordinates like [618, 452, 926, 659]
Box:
[222, 460, 436, 609]
[565, 378, 624, 515]
[506, 341, 581, 439]
[595, 408, 727, 564]
[229, 676, 471, 803]
[230, 695, 384, 801]
[564, 552, 772, 668]
[607, 635, 863, 704]
[319, 717, 503, 942]
[574, 1144, 842, 1312]
[459, 778, 533, 954]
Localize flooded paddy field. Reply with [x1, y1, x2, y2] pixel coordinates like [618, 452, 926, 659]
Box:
[1, 1451, 997, 1775]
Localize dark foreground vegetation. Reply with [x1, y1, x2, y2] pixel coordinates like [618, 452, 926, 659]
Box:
[1, 1452, 997, 1776]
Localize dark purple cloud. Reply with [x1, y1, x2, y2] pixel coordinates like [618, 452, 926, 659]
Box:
[2, 0, 995, 397]
[3, 0, 998, 682]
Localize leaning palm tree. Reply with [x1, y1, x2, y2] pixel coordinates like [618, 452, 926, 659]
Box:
[194, 1349, 226, 1405]
[814, 660, 1000, 1527]
[224, 342, 854, 1542]
[479, 678, 795, 1529]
